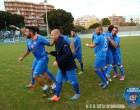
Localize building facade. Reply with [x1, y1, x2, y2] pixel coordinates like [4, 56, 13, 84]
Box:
[74, 15, 100, 29]
[133, 17, 140, 24]
[108, 14, 125, 25]
[4, 0, 54, 29]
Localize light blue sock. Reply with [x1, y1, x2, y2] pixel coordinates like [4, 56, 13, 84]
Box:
[113, 66, 118, 75]
[95, 70, 107, 84]
[31, 72, 35, 85]
[106, 65, 113, 75]
[72, 83, 80, 94]
[119, 66, 125, 76]
[56, 82, 62, 97]
[47, 70, 56, 82]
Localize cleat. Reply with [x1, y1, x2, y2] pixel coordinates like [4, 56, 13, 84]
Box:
[102, 83, 107, 89]
[25, 84, 36, 88]
[70, 94, 80, 100]
[97, 83, 103, 86]
[42, 88, 50, 98]
[78, 71, 83, 75]
[120, 76, 125, 81]
[106, 74, 112, 82]
[48, 95, 60, 102]
[113, 74, 119, 78]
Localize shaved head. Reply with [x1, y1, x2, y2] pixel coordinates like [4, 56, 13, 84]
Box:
[51, 29, 61, 41]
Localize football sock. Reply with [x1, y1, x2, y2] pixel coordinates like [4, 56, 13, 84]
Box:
[42, 85, 49, 90]
[106, 65, 113, 75]
[31, 72, 35, 85]
[95, 70, 107, 84]
[102, 70, 106, 78]
[56, 82, 62, 97]
[51, 83, 56, 90]
[113, 65, 118, 75]
[72, 82, 80, 94]
[80, 63, 84, 72]
[119, 65, 125, 76]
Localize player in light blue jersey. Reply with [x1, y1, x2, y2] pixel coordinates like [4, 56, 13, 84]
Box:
[10, 25, 56, 89]
[71, 29, 84, 74]
[86, 27, 108, 89]
[17, 27, 56, 97]
[104, 25, 114, 82]
[107, 27, 125, 81]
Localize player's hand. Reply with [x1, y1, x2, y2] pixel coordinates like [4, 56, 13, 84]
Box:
[53, 61, 58, 66]
[9, 25, 16, 28]
[18, 57, 23, 62]
[107, 36, 111, 41]
[85, 43, 89, 47]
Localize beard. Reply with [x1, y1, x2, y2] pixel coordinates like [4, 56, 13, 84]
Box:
[27, 36, 31, 39]
[97, 33, 100, 35]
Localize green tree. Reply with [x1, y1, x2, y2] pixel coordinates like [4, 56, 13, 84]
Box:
[43, 9, 74, 35]
[74, 25, 86, 32]
[88, 23, 101, 29]
[102, 18, 111, 26]
[130, 18, 133, 23]
[0, 11, 24, 30]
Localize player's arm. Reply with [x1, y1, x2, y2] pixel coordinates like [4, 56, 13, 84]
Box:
[85, 43, 96, 48]
[107, 36, 118, 48]
[9, 25, 26, 35]
[18, 51, 30, 62]
[50, 40, 55, 47]
[73, 39, 81, 54]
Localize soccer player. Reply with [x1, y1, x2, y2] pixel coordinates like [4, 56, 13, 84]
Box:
[71, 29, 84, 74]
[104, 25, 114, 82]
[107, 27, 125, 80]
[47, 29, 80, 102]
[17, 26, 56, 97]
[10, 25, 56, 88]
[85, 27, 108, 89]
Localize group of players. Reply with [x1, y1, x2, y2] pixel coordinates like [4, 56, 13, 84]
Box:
[9, 24, 125, 102]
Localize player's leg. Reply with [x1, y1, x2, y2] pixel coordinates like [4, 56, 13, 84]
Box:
[94, 59, 107, 89]
[48, 69, 63, 102]
[112, 64, 119, 78]
[106, 51, 113, 81]
[33, 59, 50, 97]
[73, 54, 78, 70]
[25, 59, 37, 88]
[42, 72, 56, 94]
[47, 70, 56, 82]
[116, 54, 125, 80]
[66, 70, 80, 100]
[77, 54, 84, 74]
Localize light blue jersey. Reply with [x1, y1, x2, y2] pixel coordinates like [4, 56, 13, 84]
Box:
[92, 33, 98, 53]
[26, 35, 50, 60]
[62, 35, 71, 45]
[112, 35, 121, 55]
[94, 34, 108, 60]
[74, 35, 82, 55]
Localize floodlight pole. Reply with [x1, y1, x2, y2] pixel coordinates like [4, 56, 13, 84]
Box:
[44, 0, 49, 37]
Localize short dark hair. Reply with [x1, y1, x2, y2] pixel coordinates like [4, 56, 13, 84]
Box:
[108, 25, 114, 32]
[34, 27, 39, 34]
[114, 26, 118, 30]
[71, 29, 77, 32]
[26, 26, 36, 35]
[97, 26, 103, 31]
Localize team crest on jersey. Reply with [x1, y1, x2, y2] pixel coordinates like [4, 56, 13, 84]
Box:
[125, 88, 140, 109]
[31, 44, 34, 49]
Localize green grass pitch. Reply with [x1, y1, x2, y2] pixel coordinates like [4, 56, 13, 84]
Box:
[0, 36, 140, 110]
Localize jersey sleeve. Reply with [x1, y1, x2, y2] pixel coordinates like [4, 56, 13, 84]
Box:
[26, 41, 31, 52]
[114, 37, 120, 45]
[40, 37, 50, 46]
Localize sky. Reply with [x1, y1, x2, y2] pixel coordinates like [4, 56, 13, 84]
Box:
[0, 0, 140, 21]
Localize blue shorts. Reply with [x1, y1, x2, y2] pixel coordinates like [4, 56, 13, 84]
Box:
[94, 59, 106, 68]
[56, 69, 78, 84]
[73, 54, 82, 62]
[106, 49, 113, 64]
[113, 54, 122, 66]
[32, 57, 49, 76]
